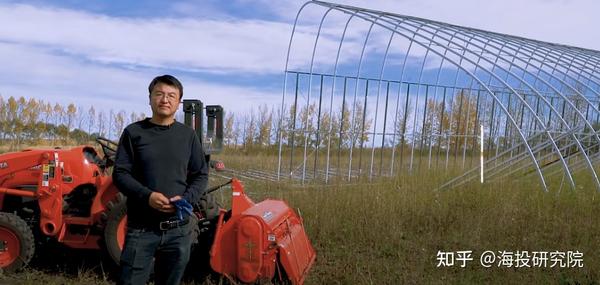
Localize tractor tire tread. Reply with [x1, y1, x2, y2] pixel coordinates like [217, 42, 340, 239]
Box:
[0, 212, 35, 273]
[103, 194, 127, 265]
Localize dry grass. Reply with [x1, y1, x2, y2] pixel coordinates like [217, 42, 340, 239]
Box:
[265, 177, 600, 284]
[1, 148, 600, 284]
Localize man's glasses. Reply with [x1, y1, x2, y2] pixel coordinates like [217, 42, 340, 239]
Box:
[151, 92, 179, 102]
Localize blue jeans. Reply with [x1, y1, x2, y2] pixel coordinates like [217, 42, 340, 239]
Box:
[118, 220, 193, 285]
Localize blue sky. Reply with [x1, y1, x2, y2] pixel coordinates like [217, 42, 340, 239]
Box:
[0, 0, 597, 118]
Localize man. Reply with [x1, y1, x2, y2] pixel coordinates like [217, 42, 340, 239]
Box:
[113, 75, 208, 285]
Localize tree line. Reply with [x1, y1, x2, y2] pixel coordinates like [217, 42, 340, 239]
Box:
[0, 95, 145, 151]
[0, 94, 377, 152]
[1, 90, 484, 153]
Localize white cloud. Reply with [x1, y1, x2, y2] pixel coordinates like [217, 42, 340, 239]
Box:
[0, 41, 279, 117]
[0, 4, 294, 74]
[245, 0, 599, 50]
[0, 3, 375, 76]
[310, 0, 600, 50]
[0, 42, 146, 109]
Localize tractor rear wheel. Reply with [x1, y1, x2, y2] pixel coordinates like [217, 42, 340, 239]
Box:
[0, 212, 35, 272]
[103, 193, 127, 265]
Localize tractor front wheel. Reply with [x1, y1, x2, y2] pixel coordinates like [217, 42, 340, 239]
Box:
[0, 212, 35, 272]
[103, 193, 127, 265]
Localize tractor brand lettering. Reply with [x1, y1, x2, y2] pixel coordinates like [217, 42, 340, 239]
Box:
[29, 165, 42, 170]
[0, 162, 7, 169]
[262, 211, 273, 221]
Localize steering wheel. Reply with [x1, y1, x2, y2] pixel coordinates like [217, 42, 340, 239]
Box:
[96, 137, 118, 167]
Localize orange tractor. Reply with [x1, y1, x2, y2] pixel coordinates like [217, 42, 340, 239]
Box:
[0, 100, 315, 284]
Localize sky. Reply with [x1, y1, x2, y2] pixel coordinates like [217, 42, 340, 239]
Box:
[0, 0, 597, 118]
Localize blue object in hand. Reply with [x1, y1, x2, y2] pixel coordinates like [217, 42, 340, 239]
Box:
[173, 198, 194, 221]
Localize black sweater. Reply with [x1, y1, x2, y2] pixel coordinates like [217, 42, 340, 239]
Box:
[112, 118, 208, 226]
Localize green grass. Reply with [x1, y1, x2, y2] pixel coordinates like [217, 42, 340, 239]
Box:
[2, 152, 600, 284]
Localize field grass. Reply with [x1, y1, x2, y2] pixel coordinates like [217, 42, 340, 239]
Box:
[1, 148, 600, 284]
[277, 178, 600, 284]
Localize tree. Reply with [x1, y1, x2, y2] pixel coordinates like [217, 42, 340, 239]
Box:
[107, 110, 114, 140]
[449, 89, 479, 151]
[348, 101, 372, 149]
[280, 103, 296, 147]
[391, 97, 412, 148]
[422, 89, 479, 151]
[6, 97, 20, 148]
[65, 103, 77, 142]
[318, 110, 338, 149]
[0, 95, 6, 140]
[76, 105, 86, 132]
[97, 111, 106, 138]
[223, 112, 235, 147]
[242, 111, 256, 148]
[88, 106, 96, 135]
[232, 118, 242, 149]
[52, 103, 65, 143]
[41, 102, 52, 140]
[255, 104, 273, 146]
[273, 105, 286, 147]
[23, 98, 41, 143]
[421, 98, 449, 148]
[113, 111, 125, 139]
[71, 128, 91, 143]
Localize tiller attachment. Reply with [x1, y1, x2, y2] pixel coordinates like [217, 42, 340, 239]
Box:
[210, 179, 316, 284]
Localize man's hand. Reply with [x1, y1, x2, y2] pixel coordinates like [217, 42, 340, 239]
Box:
[149, 192, 175, 213]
